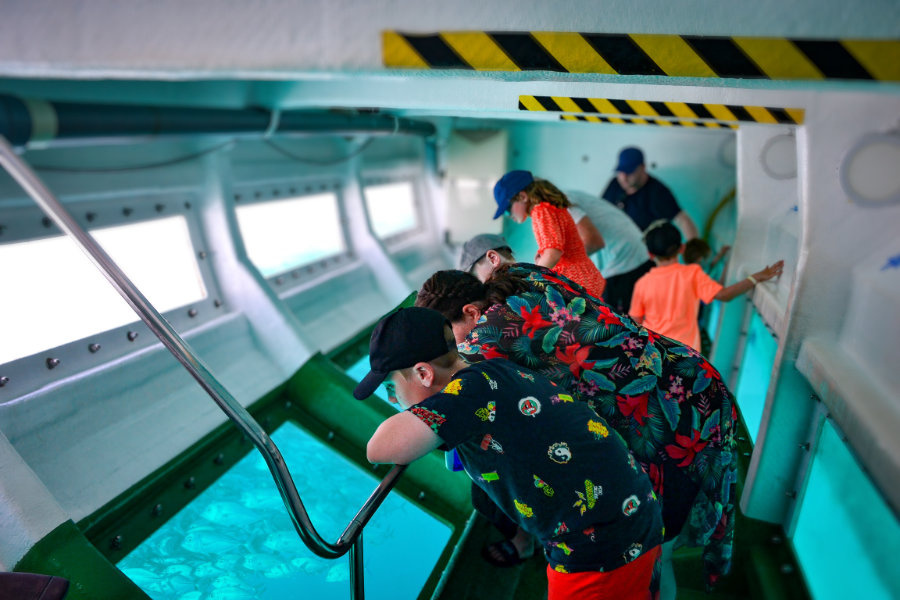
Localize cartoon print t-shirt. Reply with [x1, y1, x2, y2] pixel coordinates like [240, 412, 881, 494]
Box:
[409, 359, 662, 573]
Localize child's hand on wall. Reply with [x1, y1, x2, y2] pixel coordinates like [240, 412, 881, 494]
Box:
[754, 260, 784, 283]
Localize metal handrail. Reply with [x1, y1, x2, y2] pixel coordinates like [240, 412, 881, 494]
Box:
[0, 136, 406, 598]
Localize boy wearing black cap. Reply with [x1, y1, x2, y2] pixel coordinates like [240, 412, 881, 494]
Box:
[356, 307, 663, 599]
[629, 221, 783, 351]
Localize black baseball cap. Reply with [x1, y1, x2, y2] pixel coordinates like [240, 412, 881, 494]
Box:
[353, 307, 457, 400]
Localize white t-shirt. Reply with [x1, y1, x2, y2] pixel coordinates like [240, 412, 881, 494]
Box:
[567, 190, 650, 278]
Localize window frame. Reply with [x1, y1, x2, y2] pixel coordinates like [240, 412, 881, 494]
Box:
[0, 191, 225, 395]
[360, 174, 425, 247]
[232, 179, 355, 293]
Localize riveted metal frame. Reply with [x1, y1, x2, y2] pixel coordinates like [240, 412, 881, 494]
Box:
[0, 189, 226, 398]
[231, 178, 357, 293]
[359, 169, 429, 250]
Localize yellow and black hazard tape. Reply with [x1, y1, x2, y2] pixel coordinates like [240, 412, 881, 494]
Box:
[383, 31, 900, 81]
[520, 95, 805, 125]
[559, 114, 738, 129]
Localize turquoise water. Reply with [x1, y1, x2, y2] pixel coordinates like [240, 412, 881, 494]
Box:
[734, 312, 777, 443]
[118, 421, 451, 600]
[792, 419, 900, 599]
[703, 300, 721, 340]
[345, 356, 393, 407]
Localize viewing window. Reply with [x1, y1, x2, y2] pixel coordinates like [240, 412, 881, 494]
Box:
[793, 419, 899, 599]
[364, 181, 417, 239]
[454, 177, 483, 190]
[0, 216, 206, 365]
[236, 192, 345, 277]
[734, 311, 778, 443]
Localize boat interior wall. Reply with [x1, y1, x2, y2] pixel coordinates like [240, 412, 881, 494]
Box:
[734, 127, 800, 332]
[196, 152, 314, 372]
[283, 266, 400, 351]
[225, 134, 443, 349]
[741, 93, 900, 523]
[0, 129, 451, 568]
[359, 138, 452, 290]
[1, 314, 284, 519]
[840, 243, 900, 394]
[0, 5, 898, 591]
[1, 0, 896, 76]
[0, 431, 67, 571]
[442, 129, 509, 243]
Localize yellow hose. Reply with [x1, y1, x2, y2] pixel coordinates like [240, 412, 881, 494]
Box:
[703, 187, 736, 241]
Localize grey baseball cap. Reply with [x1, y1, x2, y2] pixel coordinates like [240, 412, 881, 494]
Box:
[457, 233, 510, 271]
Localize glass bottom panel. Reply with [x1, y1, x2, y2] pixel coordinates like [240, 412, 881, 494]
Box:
[792, 419, 900, 600]
[734, 311, 777, 443]
[118, 421, 451, 599]
[702, 300, 721, 340]
[346, 355, 394, 407]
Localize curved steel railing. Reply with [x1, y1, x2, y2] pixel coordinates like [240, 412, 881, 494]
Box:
[0, 136, 405, 599]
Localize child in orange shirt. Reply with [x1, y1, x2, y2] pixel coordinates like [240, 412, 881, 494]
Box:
[629, 221, 783, 351]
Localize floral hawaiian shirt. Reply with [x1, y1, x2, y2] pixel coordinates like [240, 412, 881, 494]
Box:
[458, 264, 737, 585]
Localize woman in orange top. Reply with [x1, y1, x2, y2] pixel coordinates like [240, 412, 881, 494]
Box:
[493, 170, 606, 298]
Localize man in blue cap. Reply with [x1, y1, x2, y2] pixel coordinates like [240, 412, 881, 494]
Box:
[601, 147, 698, 240]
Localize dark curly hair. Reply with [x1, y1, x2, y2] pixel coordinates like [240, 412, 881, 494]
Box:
[644, 220, 682, 259]
[415, 270, 487, 322]
[415, 266, 532, 321]
[683, 238, 711, 264]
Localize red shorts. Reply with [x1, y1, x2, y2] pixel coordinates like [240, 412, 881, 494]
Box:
[547, 545, 661, 600]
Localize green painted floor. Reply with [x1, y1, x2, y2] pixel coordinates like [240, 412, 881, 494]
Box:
[433, 509, 807, 600]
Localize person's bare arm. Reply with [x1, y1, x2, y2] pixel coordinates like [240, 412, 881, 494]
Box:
[535, 248, 563, 269]
[673, 210, 699, 242]
[575, 216, 605, 255]
[710, 245, 731, 269]
[367, 411, 443, 465]
[714, 260, 784, 302]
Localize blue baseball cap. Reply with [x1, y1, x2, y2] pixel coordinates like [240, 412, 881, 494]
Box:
[615, 147, 645, 174]
[492, 170, 534, 219]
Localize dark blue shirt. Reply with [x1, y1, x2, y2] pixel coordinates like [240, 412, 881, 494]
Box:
[601, 175, 680, 232]
[409, 359, 662, 573]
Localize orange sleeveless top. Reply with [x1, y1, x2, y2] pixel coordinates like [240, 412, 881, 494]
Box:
[531, 202, 606, 299]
